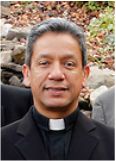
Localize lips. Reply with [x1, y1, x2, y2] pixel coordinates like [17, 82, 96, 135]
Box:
[45, 87, 68, 90]
[44, 86, 69, 96]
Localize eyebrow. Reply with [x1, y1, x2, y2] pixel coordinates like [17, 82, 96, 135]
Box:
[36, 52, 51, 59]
[35, 51, 81, 62]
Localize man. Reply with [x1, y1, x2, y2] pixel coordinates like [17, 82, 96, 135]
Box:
[1, 18, 114, 160]
[92, 86, 115, 127]
[1, 84, 90, 127]
[1, 84, 33, 126]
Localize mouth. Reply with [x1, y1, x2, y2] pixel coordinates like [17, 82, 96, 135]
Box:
[46, 87, 68, 90]
[44, 86, 69, 96]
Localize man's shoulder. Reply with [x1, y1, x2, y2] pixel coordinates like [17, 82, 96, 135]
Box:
[2, 119, 22, 137]
[2, 108, 33, 137]
[1, 120, 22, 148]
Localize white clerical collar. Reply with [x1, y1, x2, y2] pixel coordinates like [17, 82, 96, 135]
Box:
[49, 119, 65, 131]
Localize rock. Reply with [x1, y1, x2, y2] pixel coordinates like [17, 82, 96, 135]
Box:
[0, 19, 13, 38]
[1, 70, 14, 84]
[1, 40, 16, 51]
[87, 66, 115, 88]
[6, 27, 30, 40]
[1, 1, 15, 7]
[90, 85, 108, 106]
[1, 23, 12, 37]
[1, 50, 12, 64]
[1, 63, 23, 85]
[9, 75, 22, 87]
[12, 45, 26, 64]
[0, 18, 6, 24]
[1, 6, 10, 18]
[1, 62, 22, 73]
[0, 18, 7, 29]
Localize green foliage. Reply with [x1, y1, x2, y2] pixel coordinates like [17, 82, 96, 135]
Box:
[87, 6, 115, 66]
[88, 7, 114, 37]
[20, 1, 32, 5]
[74, 1, 115, 11]
[85, 2, 101, 11]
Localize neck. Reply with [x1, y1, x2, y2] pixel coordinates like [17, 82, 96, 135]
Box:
[34, 101, 79, 119]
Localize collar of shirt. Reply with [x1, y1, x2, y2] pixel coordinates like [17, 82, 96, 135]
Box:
[32, 106, 79, 131]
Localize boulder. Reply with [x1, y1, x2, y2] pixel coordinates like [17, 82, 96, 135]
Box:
[1, 62, 22, 73]
[1, 1, 15, 7]
[9, 75, 22, 87]
[1, 6, 10, 18]
[1, 50, 12, 64]
[1, 40, 16, 51]
[1, 70, 14, 84]
[87, 66, 115, 88]
[1, 63, 23, 85]
[1, 23, 12, 37]
[6, 27, 30, 40]
[12, 45, 26, 64]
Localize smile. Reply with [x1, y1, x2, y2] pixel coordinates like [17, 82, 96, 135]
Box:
[44, 87, 69, 96]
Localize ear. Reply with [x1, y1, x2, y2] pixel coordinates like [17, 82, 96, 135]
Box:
[82, 65, 90, 87]
[22, 64, 31, 87]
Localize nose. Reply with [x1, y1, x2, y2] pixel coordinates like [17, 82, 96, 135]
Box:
[48, 62, 65, 81]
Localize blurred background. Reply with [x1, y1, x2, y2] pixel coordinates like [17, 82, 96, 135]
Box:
[1, 1, 115, 115]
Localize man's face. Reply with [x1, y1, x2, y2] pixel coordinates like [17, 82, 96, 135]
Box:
[23, 32, 89, 117]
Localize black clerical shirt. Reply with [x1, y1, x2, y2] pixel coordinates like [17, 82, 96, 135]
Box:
[32, 106, 78, 160]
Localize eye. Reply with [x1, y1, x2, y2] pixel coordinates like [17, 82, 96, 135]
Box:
[39, 60, 49, 67]
[64, 61, 76, 69]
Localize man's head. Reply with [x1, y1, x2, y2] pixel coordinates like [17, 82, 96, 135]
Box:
[25, 18, 87, 67]
[23, 18, 90, 118]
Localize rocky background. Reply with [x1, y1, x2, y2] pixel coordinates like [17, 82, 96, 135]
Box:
[1, 1, 115, 117]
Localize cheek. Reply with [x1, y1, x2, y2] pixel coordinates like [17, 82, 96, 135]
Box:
[66, 69, 84, 80]
[30, 69, 48, 87]
[31, 68, 48, 91]
[67, 71, 84, 87]
[32, 69, 45, 78]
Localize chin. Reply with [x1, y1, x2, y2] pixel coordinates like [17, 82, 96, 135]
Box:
[44, 101, 71, 110]
[46, 103, 66, 108]
[46, 106, 69, 113]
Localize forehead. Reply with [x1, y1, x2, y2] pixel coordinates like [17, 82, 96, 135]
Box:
[32, 32, 82, 58]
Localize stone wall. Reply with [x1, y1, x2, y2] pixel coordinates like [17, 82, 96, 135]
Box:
[1, 2, 115, 116]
